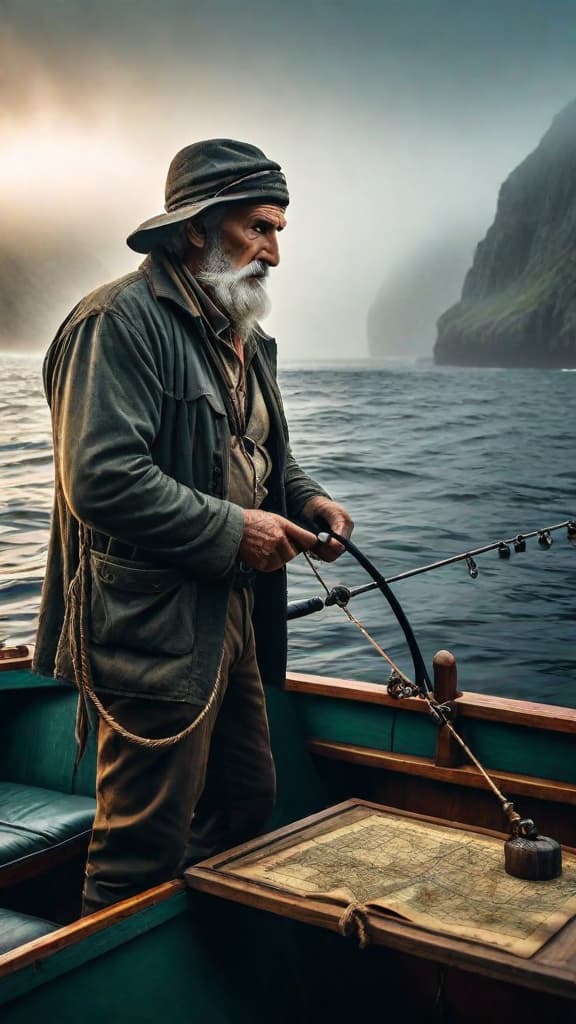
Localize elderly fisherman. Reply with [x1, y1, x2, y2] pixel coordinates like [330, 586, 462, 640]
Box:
[34, 139, 353, 913]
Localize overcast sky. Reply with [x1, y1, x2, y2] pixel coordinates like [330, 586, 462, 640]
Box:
[2, 0, 576, 357]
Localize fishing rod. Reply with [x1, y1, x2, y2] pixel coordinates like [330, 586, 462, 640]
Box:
[287, 518, 576, 621]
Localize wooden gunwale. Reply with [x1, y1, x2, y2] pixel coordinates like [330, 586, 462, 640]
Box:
[285, 671, 576, 734]
[0, 880, 185, 978]
[1, 658, 574, 734]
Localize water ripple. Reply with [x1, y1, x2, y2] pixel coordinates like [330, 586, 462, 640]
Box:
[0, 355, 574, 704]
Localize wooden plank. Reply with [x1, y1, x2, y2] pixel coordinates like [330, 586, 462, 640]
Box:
[0, 880, 185, 977]
[186, 799, 576, 1000]
[4, 662, 575, 730]
[285, 672, 576, 734]
[0, 650, 32, 673]
[285, 671, 427, 711]
[308, 740, 576, 806]
[455, 692, 576, 733]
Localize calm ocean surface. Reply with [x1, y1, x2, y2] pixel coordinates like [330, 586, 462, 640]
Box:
[0, 354, 574, 705]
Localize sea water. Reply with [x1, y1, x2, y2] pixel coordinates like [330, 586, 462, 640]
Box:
[0, 354, 574, 705]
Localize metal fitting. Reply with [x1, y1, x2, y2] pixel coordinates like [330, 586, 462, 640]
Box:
[325, 585, 352, 608]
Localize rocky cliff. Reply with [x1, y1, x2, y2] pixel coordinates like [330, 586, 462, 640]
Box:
[434, 100, 576, 368]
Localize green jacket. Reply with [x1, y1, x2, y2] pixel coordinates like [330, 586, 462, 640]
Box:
[33, 256, 327, 708]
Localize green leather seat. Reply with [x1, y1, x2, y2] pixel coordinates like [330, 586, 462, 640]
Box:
[0, 908, 58, 955]
[0, 782, 95, 882]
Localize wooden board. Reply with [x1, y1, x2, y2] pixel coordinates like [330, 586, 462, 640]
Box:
[285, 672, 576, 734]
[186, 800, 576, 1000]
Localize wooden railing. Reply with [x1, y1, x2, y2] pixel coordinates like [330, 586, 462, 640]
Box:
[285, 655, 576, 735]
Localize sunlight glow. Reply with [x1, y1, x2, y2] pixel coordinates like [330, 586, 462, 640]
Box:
[0, 115, 147, 223]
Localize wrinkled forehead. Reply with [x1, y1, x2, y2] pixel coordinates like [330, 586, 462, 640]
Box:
[223, 202, 287, 229]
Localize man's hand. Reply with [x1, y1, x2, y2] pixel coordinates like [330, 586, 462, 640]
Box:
[239, 509, 319, 573]
[301, 496, 354, 562]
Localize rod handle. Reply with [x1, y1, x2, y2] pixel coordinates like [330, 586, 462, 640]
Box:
[286, 597, 325, 621]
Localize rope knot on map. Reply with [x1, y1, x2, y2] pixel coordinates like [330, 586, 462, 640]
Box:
[339, 903, 371, 950]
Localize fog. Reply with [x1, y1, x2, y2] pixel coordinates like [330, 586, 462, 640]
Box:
[1, 0, 576, 358]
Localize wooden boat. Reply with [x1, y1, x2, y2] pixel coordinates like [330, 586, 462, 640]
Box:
[0, 641, 575, 1023]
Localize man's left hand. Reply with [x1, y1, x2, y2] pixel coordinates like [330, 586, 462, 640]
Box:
[301, 496, 354, 562]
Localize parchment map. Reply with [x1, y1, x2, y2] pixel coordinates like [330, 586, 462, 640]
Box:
[229, 810, 576, 957]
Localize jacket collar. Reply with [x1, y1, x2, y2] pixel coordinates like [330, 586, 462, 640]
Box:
[141, 254, 203, 319]
[183, 269, 230, 338]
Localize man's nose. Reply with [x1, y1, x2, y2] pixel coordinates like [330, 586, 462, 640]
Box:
[260, 233, 280, 267]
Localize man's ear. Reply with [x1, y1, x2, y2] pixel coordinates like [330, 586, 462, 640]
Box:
[186, 219, 206, 249]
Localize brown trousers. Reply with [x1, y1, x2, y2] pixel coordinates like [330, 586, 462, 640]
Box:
[82, 588, 276, 914]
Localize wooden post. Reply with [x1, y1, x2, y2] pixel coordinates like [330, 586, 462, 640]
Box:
[433, 649, 464, 768]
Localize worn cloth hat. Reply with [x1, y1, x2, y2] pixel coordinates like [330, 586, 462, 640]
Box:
[127, 138, 289, 253]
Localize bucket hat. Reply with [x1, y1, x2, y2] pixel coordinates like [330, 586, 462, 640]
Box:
[127, 138, 289, 253]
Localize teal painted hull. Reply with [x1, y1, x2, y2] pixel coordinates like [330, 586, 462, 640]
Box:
[0, 662, 575, 1021]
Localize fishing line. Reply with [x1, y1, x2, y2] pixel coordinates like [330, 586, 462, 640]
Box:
[303, 551, 414, 689]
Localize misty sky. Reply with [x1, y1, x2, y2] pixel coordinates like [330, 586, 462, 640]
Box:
[2, 0, 576, 358]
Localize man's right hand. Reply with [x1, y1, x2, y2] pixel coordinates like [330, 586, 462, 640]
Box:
[239, 510, 318, 573]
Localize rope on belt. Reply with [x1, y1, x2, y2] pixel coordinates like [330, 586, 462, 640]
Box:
[69, 525, 224, 748]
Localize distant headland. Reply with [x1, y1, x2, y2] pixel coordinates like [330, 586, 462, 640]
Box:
[434, 99, 576, 368]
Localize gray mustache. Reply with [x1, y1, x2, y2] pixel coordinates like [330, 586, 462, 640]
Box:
[236, 261, 269, 281]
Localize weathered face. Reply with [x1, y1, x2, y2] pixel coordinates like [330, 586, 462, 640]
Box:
[217, 203, 287, 273]
[186, 201, 287, 335]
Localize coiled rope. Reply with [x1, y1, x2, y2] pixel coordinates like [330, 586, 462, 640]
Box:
[69, 526, 223, 748]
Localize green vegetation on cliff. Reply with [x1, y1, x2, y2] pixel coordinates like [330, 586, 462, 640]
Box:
[435, 100, 576, 368]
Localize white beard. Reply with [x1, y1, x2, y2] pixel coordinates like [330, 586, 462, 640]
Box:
[197, 236, 271, 340]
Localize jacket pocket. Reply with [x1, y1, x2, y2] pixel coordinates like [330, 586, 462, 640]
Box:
[89, 551, 196, 657]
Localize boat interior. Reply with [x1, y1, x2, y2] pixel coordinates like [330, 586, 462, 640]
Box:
[0, 644, 575, 1022]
